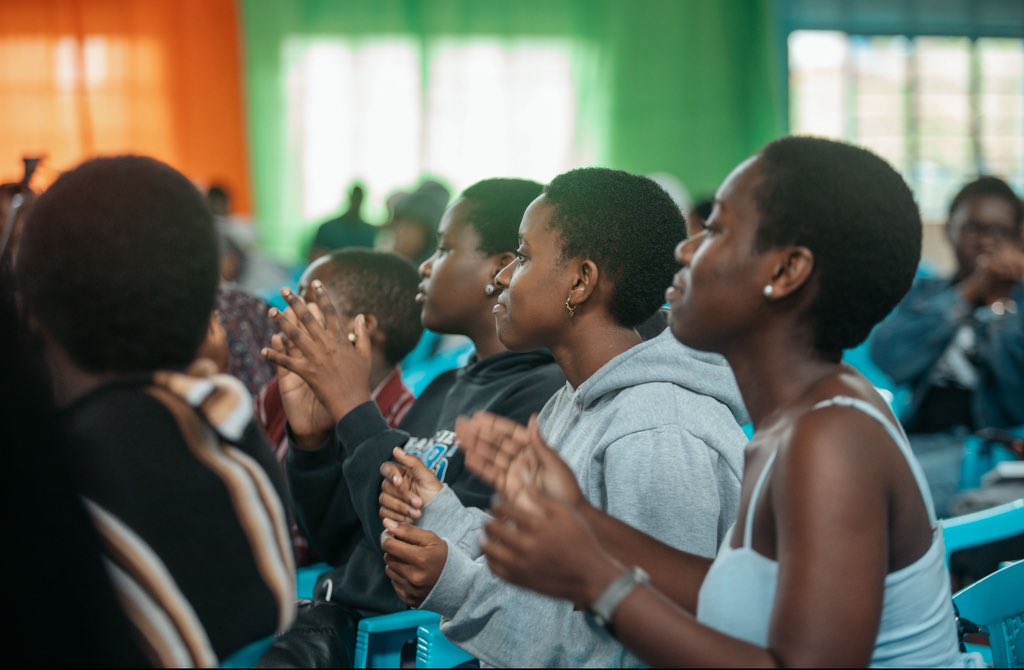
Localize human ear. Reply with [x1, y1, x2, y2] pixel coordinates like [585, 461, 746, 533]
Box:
[762, 247, 814, 301]
[568, 260, 600, 306]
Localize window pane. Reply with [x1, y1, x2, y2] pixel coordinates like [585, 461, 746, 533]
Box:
[853, 35, 909, 172]
[978, 38, 1024, 191]
[789, 31, 848, 138]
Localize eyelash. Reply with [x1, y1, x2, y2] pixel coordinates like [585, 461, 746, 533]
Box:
[514, 250, 527, 264]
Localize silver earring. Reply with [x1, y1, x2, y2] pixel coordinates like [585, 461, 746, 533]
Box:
[763, 285, 774, 298]
[485, 284, 496, 296]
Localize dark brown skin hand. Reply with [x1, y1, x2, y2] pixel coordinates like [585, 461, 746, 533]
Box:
[483, 487, 621, 611]
[959, 247, 1024, 306]
[381, 521, 448, 608]
[378, 447, 443, 524]
[456, 412, 585, 507]
[261, 280, 373, 433]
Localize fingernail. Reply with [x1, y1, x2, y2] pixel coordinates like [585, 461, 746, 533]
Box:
[411, 497, 422, 507]
[268, 308, 278, 318]
[383, 518, 397, 529]
[312, 279, 323, 289]
[261, 348, 269, 356]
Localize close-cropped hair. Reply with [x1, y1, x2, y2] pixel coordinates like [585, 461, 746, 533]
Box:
[316, 248, 424, 366]
[754, 136, 922, 355]
[947, 175, 1023, 229]
[459, 178, 544, 256]
[543, 167, 685, 328]
[16, 155, 219, 373]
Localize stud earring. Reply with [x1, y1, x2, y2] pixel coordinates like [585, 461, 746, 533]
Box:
[485, 284, 496, 296]
[565, 296, 576, 319]
[763, 285, 774, 298]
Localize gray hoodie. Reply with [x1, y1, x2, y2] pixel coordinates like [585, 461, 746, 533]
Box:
[415, 329, 749, 668]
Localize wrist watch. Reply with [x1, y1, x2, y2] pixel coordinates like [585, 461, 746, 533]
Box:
[589, 566, 650, 629]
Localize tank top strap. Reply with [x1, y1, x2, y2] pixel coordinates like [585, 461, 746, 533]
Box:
[743, 450, 779, 547]
[810, 396, 938, 525]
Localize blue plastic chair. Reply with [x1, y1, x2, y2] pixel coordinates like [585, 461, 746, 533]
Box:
[353, 610, 477, 668]
[220, 634, 276, 668]
[952, 559, 1024, 668]
[296, 562, 332, 600]
[958, 427, 1024, 492]
[417, 620, 476, 668]
[354, 610, 442, 668]
[940, 497, 1024, 568]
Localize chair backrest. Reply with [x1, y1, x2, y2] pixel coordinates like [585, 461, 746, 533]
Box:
[416, 621, 476, 668]
[952, 559, 1024, 668]
[958, 428, 1022, 492]
[940, 497, 1024, 567]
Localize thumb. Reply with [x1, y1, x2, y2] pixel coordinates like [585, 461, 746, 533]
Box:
[527, 414, 556, 461]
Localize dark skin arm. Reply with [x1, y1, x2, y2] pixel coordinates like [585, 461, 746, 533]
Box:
[481, 409, 895, 667]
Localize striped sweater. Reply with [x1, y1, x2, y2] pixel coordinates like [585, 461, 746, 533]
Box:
[61, 370, 296, 667]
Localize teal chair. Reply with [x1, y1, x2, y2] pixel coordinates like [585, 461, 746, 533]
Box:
[940, 497, 1024, 568]
[959, 427, 1024, 493]
[417, 620, 476, 667]
[952, 559, 1024, 668]
[220, 635, 276, 668]
[296, 562, 332, 600]
[353, 610, 476, 668]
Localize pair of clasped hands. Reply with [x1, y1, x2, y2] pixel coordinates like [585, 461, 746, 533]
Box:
[263, 282, 611, 609]
[378, 413, 611, 611]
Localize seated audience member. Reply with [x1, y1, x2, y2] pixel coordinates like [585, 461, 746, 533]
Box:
[388, 181, 450, 265]
[308, 183, 376, 264]
[1, 185, 150, 668]
[257, 178, 565, 667]
[208, 282, 278, 401]
[458, 137, 971, 668]
[256, 248, 422, 566]
[378, 168, 748, 667]
[870, 176, 1024, 518]
[15, 156, 296, 666]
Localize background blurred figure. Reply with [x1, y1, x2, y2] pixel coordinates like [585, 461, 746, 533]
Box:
[208, 182, 293, 302]
[308, 182, 376, 264]
[871, 175, 1024, 519]
[389, 180, 450, 265]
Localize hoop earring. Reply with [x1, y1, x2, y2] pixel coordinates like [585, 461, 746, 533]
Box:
[762, 285, 774, 298]
[485, 284, 496, 296]
[565, 296, 576, 319]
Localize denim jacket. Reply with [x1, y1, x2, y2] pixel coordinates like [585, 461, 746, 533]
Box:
[870, 277, 1024, 432]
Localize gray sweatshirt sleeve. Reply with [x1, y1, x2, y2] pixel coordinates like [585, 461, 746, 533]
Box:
[418, 484, 492, 558]
[420, 425, 735, 667]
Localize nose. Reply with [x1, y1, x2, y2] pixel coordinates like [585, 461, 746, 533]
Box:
[494, 258, 515, 289]
[419, 252, 435, 278]
[675, 232, 704, 266]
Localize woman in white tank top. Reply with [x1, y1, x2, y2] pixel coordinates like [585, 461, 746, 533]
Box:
[459, 137, 973, 667]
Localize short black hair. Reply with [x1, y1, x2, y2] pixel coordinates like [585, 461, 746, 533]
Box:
[459, 178, 544, 256]
[947, 175, 1023, 229]
[543, 168, 685, 327]
[755, 136, 921, 355]
[313, 248, 423, 366]
[16, 155, 219, 373]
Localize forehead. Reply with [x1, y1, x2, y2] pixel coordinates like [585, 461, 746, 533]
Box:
[951, 194, 1018, 227]
[716, 156, 763, 204]
[519, 194, 555, 239]
[438, 198, 482, 243]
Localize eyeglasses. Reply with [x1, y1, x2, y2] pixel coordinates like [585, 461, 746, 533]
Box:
[959, 220, 1019, 241]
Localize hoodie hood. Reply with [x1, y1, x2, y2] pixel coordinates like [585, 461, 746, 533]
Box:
[575, 328, 749, 425]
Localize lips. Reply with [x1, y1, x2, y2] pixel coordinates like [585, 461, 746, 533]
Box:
[493, 295, 509, 314]
[415, 283, 429, 304]
[665, 272, 687, 304]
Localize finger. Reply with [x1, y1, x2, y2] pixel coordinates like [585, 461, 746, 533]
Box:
[392, 447, 439, 486]
[310, 280, 341, 336]
[381, 534, 427, 563]
[379, 460, 410, 487]
[386, 521, 438, 546]
[379, 506, 414, 524]
[280, 288, 329, 342]
[261, 341, 303, 375]
[269, 305, 313, 352]
[384, 563, 416, 592]
[494, 488, 548, 531]
[352, 313, 373, 359]
[454, 415, 482, 452]
[379, 490, 422, 520]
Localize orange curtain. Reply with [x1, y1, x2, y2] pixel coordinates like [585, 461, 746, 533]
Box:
[0, 0, 252, 212]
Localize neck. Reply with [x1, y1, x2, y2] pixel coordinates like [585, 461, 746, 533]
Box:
[468, 318, 508, 361]
[550, 316, 641, 388]
[369, 352, 393, 391]
[45, 347, 124, 408]
[721, 328, 839, 429]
